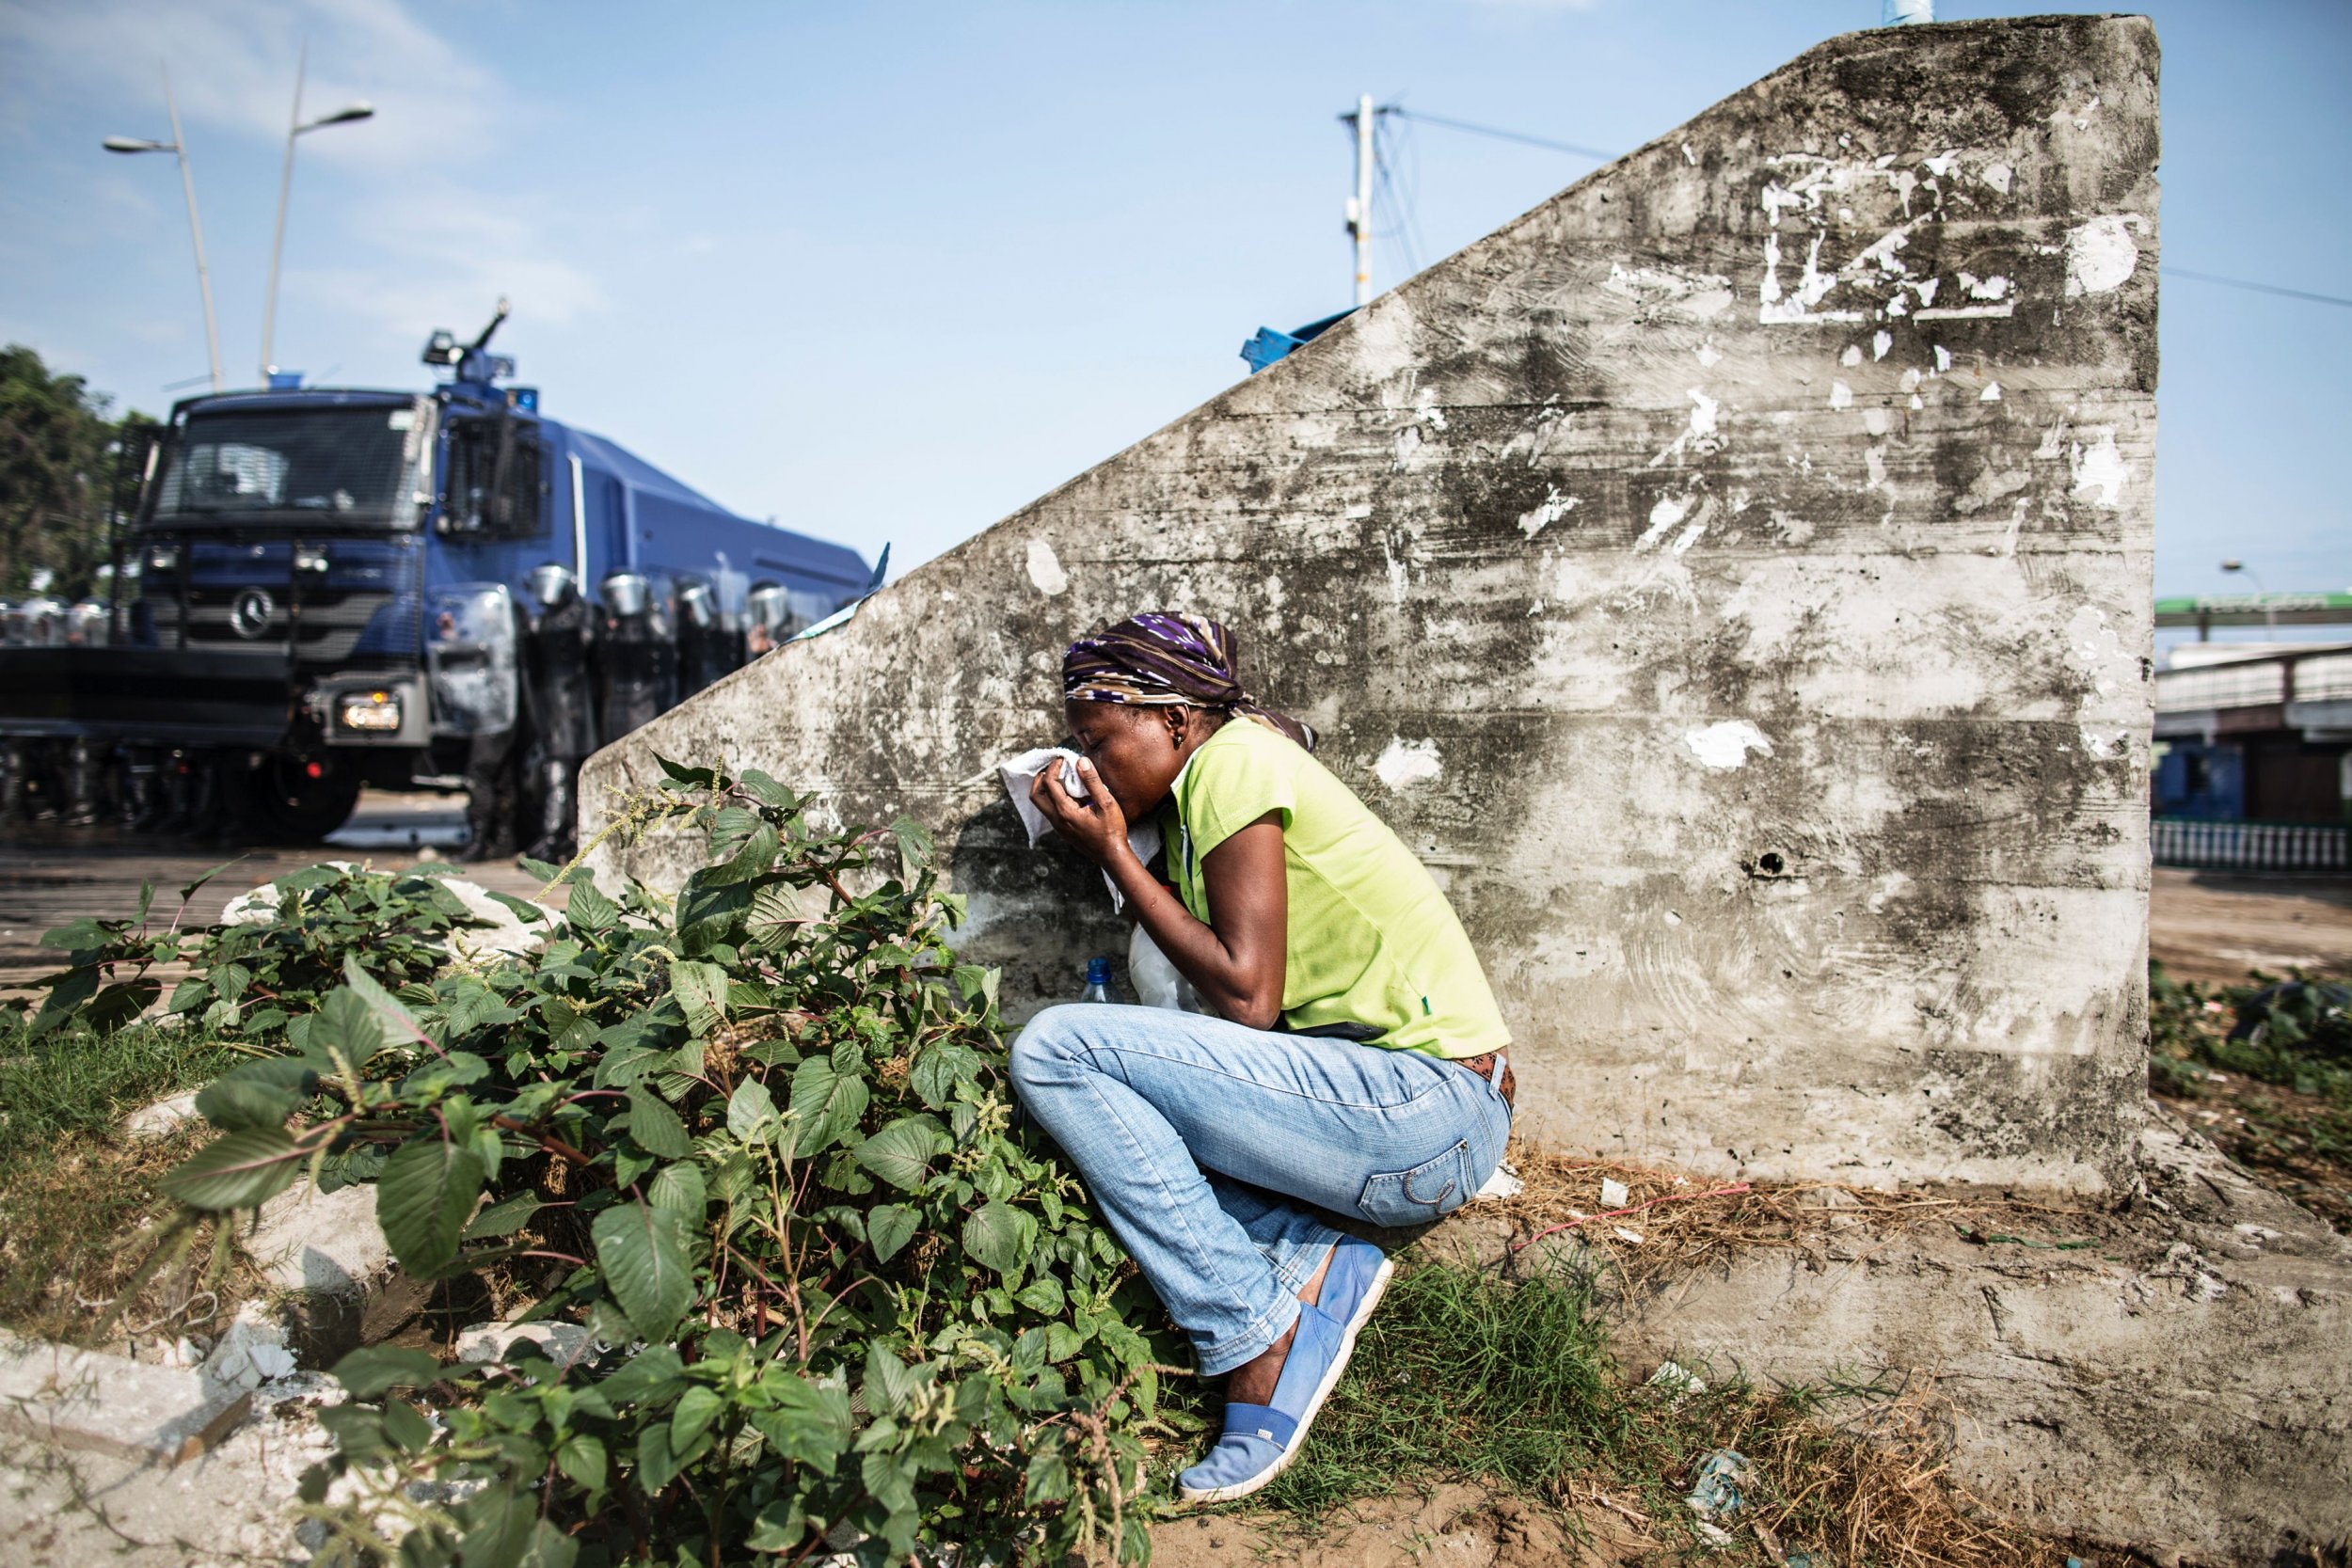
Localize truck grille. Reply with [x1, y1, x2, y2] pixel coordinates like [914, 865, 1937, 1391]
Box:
[155, 585, 400, 666]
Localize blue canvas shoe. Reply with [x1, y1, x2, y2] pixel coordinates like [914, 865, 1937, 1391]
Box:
[1178, 1302, 1357, 1504]
[1312, 1235, 1394, 1345]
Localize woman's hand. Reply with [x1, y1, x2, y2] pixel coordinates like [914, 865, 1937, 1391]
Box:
[1031, 755, 1133, 868]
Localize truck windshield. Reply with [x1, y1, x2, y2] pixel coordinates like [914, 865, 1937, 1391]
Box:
[151, 405, 420, 526]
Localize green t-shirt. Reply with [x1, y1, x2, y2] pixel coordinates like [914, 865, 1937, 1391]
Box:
[1162, 718, 1510, 1060]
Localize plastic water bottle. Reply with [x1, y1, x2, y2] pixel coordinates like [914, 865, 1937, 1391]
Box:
[1080, 957, 1114, 1003]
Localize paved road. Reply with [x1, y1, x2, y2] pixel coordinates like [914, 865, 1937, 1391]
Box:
[1, 791, 545, 993]
[2149, 865, 2352, 987]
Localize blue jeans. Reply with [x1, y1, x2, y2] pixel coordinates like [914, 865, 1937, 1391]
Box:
[1008, 1004, 1511, 1375]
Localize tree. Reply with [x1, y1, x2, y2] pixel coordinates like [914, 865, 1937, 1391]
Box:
[0, 344, 153, 599]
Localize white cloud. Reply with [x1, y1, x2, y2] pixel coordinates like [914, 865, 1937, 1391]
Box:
[1, 0, 504, 155]
[0, 0, 598, 357]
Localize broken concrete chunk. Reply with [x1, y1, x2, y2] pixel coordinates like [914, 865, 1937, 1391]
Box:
[121, 1088, 202, 1139]
[220, 865, 548, 963]
[203, 1305, 300, 1393]
[247, 1180, 392, 1296]
[454, 1319, 595, 1368]
[0, 1331, 251, 1465]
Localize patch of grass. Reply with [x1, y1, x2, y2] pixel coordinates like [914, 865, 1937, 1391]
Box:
[2150, 960, 2352, 1228]
[1170, 1256, 2042, 1568]
[0, 1018, 246, 1342]
[1261, 1257, 1626, 1516]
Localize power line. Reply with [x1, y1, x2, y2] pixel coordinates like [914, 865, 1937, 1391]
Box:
[1386, 108, 1613, 163]
[1372, 116, 1422, 277]
[2161, 266, 2352, 310]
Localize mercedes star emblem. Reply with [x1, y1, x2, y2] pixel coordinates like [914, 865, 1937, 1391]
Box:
[230, 587, 276, 640]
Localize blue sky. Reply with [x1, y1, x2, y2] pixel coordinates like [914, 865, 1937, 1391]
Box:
[3, 0, 2346, 602]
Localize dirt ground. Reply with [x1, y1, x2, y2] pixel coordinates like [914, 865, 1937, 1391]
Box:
[0, 790, 542, 993]
[1152, 1481, 1652, 1568]
[2148, 865, 2352, 986]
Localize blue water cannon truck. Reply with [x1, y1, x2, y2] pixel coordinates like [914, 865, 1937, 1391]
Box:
[0, 304, 871, 840]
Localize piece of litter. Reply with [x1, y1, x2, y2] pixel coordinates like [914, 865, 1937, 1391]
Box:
[1599, 1178, 1631, 1208]
[1613, 1226, 1645, 1244]
[1647, 1360, 1708, 1396]
[1474, 1161, 1523, 1201]
[1685, 1449, 1751, 1524]
[1694, 1521, 1736, 1547]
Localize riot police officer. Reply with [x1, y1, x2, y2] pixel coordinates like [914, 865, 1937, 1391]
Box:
[520, 563, 599, 863]
[675, 579, 733, 699]
[596, 571, 675, 742]
[743, 580, 803, 658]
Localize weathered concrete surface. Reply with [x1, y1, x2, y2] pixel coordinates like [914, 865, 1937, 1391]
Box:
[0, 1331, 251, 1466]
[587, 16, 2159, 1194]
[247, 1180, 392, 1298]
[0, 1371, 341, 1567]
[1600, 1123, 2352, 1565]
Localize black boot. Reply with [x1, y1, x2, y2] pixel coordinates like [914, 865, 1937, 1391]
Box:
[522, 758, 576, 863]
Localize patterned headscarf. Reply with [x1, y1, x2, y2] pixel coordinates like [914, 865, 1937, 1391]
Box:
[1063, 610, 1316, 752]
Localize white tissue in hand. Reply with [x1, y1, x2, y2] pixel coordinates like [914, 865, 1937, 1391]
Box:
[998, 747, 1089, 847]
[996, 746, 1162, 912]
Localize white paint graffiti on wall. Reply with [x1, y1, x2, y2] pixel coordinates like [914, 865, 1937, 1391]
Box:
[1683, 720, 1775, 769]
[1025, 539, 1070, 596]
[2065, 214, 2143, 296]
[1373, 736, 1444, 790]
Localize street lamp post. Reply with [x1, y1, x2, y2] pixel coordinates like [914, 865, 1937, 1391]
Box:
[2221, 559, 2275, 640]
[103, 69, 224, 393]
[260, 43, 373, 381]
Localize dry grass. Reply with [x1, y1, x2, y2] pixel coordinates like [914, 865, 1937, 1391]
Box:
[0, 1121, 266, 1347]
[1488, 1140, 2109, 1291]
[1706, 1385, 2042, 1568]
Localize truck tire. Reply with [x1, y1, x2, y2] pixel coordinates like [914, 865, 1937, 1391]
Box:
[243, 757, 363, 844]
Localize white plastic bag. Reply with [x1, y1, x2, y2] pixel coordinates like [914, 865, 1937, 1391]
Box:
[1129, 923, 1201, 1012]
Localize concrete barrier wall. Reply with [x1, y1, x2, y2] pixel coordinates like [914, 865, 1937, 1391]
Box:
[586, 15, 2159, 1195]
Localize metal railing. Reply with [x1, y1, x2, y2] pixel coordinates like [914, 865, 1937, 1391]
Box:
[2154, 662, 2285, 712]
[2294, 652, 2352, 705]
[2153, 817, 2349, 870]
[2154, 649, 2352, 712]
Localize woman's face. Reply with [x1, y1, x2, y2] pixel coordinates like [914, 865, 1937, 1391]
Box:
[1066, 700, 1194, 818]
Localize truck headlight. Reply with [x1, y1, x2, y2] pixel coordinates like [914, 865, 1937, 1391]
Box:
[337, 689, 402, 732]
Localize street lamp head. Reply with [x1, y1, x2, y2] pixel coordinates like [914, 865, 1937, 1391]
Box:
[300, 103, 374, 132]
[2221, 560, 2246, 573]
[103, 135, 174, 153]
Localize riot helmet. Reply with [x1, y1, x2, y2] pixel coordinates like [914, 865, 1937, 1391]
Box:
[600, 571, 650, 620]
[529, 562, 578, 610]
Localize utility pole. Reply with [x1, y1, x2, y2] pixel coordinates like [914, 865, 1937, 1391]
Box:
[1346, 93, 1375, 306]
[261, 43, 373, 381]
[106, 71, 224, 392]
[163, 73, 225, 393]
[262, 43, 308, 383]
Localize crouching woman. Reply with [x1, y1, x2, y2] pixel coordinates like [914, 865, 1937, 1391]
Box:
[1009, 611, 1515, 1503]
